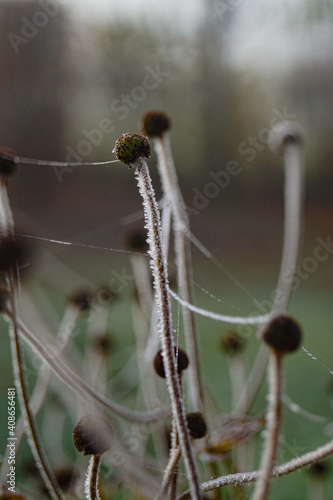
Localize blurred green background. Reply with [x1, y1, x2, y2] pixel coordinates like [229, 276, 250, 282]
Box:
[0, 0, 333, 498]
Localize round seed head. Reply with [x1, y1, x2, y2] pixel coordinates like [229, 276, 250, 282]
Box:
[261, 314, 302, 355]
[140, 110, 171, 138]
[153, 346, 189, 378]
[220, 331, 243, 355]
[125, 230, 149, 253]
[186, 412, 207, 439]
[0, 286, 9, 311]
[268, 122, 305, 155]
[308, 461, 330, 478]
[0, 148, 19, 177]
[73, 415, 114, 456]
[114, 133, 151, 166]
[0, 236, 30, 273]
[68, 290, 92, 312]
[92, 332, 114, 356]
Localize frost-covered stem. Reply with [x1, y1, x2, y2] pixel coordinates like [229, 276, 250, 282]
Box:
[0, 174, 65, 500]
[6, 273, 66, 500]
[1, 305, 80, 482]
[155, 134, 203, 412]
[273, 140, 304, 312]
[7, 311, 168, 423]
[177, 438, 333, 498]
[235, 135, 304, 415]
[251, 353, 282, 500]
[85, 454, 102, 500]
[134, 156, 201, 499]
[154, 448, 181, 500]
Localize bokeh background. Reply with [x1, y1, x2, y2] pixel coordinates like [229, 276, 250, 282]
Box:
[0, 1, 333, 498]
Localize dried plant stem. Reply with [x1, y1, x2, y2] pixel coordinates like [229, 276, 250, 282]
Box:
[177, 437, 333, 498]
[235, 135, 304, 416]
[251, 353, 282, 500]
[6, 273, 66, 500]
[155, 135, 203, 412]
[154, 448, 181, 500]
[134, 156, 201, 499]
[7, 311, 168, 423]
[85, 454, 102, 500]
[1, 305, 80, 482]
[0, 175, 65, 500]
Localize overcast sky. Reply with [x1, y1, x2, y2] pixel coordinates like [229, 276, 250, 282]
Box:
[67, 0, 204, 31]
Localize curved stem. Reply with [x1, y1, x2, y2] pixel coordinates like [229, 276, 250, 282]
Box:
[133, 157, 201, 499]
[6, 272, 66, 500]
[177, 438, 333, 499]
[6, 310, 168, 423]
[235, 139, 304, 415]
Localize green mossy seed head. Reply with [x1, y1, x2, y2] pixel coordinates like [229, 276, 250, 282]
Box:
[0, 148, 19, 177]
[73, 415, 114, 456]
[114, 133, 151, 166]
[261, 314, 302, 355]
[140, 110, 171, 138]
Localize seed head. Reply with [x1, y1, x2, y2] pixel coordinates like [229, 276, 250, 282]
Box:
[68, 290, 93, 312]
[0, 148, 19, 177]
[0, 236, 30, 273]
[114, 133, 151, 166]
[153, 346, 189, 378]
[268, 122, 304, 155]
[220, 331, 243, 355]
[140, 110, 171, 138]
[261, 314, 302, 355]
[73, 415, 114, 456]
[186, 412, 207, 439]
[125, 230, 149, 253]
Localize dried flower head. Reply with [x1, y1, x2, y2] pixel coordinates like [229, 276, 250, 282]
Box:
[125, 230, 149, 253]
[153, 346, 189, 378]
[261, 314, 302, 355]
[0, 236, 30, 273]
[0, 147, 19, 177]
[73, 415, 114, 456]
[220, 331, 243, 355]
[140, 110, 171, 138]
[114, 133, 151, 166]
[68, 290, 93, 312]
[186, 412, 207, 439]
[268, 122, 304, 155]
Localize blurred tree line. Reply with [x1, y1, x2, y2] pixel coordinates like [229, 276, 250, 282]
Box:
[0, 0, 332, 242]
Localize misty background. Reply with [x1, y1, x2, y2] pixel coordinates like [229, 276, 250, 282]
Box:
[0, 0, 332, 277]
